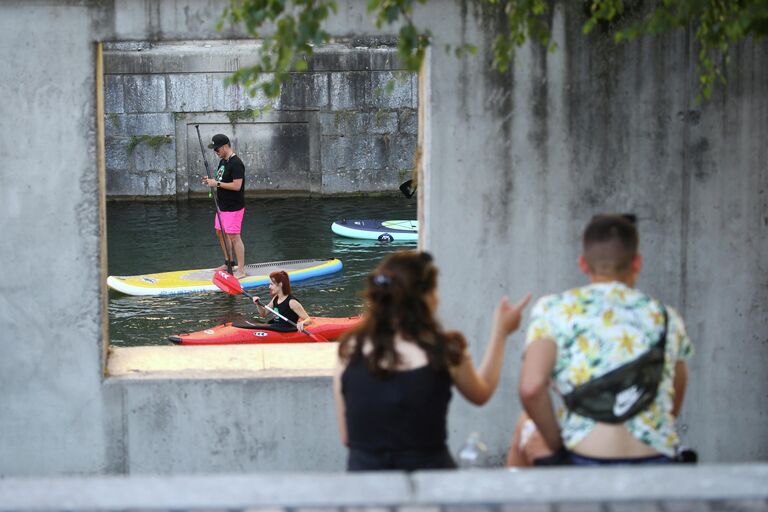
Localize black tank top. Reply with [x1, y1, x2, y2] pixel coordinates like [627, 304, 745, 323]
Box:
[268, 294, 300, 328]
[342, 353, 453, 452]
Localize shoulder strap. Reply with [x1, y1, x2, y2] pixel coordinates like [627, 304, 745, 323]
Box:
[657, 303, 669, 351]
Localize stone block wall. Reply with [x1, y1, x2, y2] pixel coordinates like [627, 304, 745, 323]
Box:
[103, 41, 417, 198]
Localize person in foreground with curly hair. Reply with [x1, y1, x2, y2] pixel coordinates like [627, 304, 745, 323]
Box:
[333, 251, 530, 471]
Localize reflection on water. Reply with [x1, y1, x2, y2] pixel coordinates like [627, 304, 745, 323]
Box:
[108, 196, 417, 346]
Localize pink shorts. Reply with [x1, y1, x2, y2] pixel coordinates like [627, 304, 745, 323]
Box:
[215, 208, 244, 234]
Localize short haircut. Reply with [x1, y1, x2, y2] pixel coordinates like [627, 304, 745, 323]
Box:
[269, 270, 291, 295]
[582, 214, 638, 275]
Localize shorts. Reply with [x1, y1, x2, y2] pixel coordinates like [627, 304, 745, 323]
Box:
[533, 448, 673, 466]
[214, 208, 244, 234]
[568, 452, 673, 466]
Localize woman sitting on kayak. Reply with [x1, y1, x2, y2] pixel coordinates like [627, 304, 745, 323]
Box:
[252, 270, 312, 332]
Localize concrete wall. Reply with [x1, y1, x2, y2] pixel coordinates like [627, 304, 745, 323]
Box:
[103, 344, 345, 474]
[2, 465, 767, 511]
[0, 1, 111, 475]
[0, 0, 766, 478]
[421, 1, 768, 463]
[104, 41, 417, 198]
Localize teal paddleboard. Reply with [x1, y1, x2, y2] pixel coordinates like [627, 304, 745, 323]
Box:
[331, 219, 418, 242]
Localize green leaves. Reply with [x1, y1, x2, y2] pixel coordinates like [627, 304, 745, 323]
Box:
[220, 0, 767, 103]
[584, 0, 768, 100]
[126, 135, 172, 155]
[365, 0, 432, 72]
[489, 0, 557, 74]
[220, 0, 432, 102]
[582, 0, 623, 35]
[486, 0, 766, 99]
[220, 0, 338, 99]
[452, 43, 478, 59]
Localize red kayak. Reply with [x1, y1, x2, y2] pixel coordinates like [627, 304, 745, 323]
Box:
[169, 316, 361, 345]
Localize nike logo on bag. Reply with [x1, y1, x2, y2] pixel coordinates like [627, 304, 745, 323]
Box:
[612, 385, 642, 417]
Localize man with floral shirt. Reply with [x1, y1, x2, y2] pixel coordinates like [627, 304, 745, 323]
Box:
[519, 214, 693, 465]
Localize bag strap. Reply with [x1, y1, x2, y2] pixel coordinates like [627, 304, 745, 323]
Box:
[656, 303, 669, 352]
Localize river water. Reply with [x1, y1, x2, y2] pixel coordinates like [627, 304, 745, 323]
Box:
[107, 196, 417, 346]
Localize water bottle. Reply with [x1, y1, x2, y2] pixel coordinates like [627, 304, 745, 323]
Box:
[457, 432, 488, 469]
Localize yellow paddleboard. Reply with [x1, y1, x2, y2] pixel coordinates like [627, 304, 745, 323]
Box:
[107, 258, 342, 296]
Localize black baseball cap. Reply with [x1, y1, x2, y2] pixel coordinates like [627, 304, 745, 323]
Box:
[208, 134, 230, 150]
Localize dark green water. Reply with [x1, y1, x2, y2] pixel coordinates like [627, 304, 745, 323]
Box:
[107, 197, 417, 346]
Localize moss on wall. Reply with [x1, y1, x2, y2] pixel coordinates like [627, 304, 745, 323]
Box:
[126, 135, 172, 154]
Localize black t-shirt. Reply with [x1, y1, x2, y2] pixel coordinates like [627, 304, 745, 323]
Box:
[215, 154, 245, 211]
[342, 353, 453, 452]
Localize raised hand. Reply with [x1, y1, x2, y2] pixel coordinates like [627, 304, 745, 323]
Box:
[493, 293, 532, 337]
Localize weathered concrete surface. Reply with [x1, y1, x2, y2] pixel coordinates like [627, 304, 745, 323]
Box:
[0, 1, 110, 476]
[108, 344, 336, 376]
[1, 0, 767, 479]
[103, 41, 417, 197]
[172, 110, 323, 196]
[421, 1, 768, 464]
[105, 345, 339, 473]
[0, 464, 766, 510]
[103, 373, 344, 473]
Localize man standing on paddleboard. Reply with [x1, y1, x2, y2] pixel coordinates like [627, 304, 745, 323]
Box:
[201, 134, 247, 279]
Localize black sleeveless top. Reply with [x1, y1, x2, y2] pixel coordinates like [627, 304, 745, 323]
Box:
[268, 294, 300, 328]
[342, 353, 453, 452]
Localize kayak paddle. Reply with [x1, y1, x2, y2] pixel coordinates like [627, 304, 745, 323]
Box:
[212, 270, 330, 343]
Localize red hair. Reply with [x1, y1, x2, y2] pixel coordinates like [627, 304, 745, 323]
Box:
[269, 270, 291, 294]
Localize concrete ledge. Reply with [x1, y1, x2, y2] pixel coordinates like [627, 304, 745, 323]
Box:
[0, 465, 766, 511]
[107, 343, 337, 378]
[0, 472, 411, 510]
[103, 41, 404, 74]
[413, 465, 768, 503]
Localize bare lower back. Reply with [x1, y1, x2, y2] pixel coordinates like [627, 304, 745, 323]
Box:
[572, 423, 661, 458]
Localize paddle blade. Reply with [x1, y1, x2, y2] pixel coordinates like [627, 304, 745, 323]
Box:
[212, 270, 243, 295]
[399, 179, 416, 198]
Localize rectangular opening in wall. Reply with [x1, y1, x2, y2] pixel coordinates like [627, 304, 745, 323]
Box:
[102, 40, 418, 375]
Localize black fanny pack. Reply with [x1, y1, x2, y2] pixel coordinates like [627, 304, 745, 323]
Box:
[562, 306, 668, 423]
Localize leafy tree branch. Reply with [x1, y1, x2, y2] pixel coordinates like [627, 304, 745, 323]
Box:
[219, 0, 768, 100]
[586, 0, 768, 99]
[219, 0, 339, 98]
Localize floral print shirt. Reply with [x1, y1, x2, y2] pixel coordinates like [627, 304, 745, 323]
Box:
[525, 282, 694, 456]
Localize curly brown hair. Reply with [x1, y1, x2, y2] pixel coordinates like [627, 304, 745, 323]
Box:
[338, 251, 466, 377]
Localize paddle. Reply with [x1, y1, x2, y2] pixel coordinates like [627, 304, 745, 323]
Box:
[399, 179, 416, 198]
[195, 125, 234, 275]
[212, 270, 330, 343]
